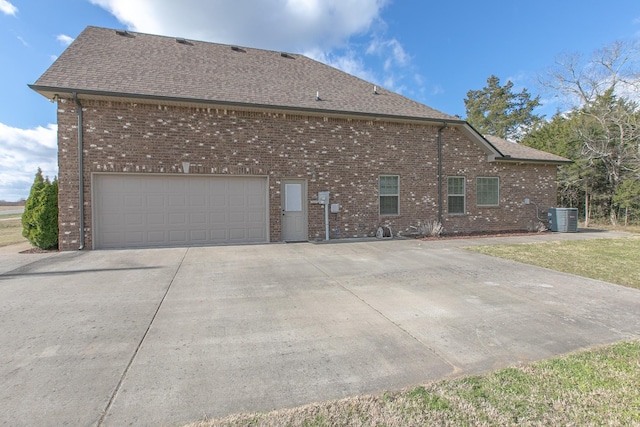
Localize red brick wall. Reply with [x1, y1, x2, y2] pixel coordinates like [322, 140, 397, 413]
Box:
[56, 99, 558, 250]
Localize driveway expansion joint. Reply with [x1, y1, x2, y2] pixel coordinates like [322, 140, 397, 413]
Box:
[96, 247, 190, 426]
[298, 248, 460, 374]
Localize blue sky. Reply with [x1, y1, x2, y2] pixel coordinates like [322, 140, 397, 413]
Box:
[1, 0, 639, 201]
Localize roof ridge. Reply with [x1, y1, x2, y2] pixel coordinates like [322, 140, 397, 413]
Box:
[93, 25, 300, 58]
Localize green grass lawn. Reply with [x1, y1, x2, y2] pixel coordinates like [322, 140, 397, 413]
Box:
[0, 214, 27, 247]
[468, 236, 640, 289]
[189, 340, 640, 427]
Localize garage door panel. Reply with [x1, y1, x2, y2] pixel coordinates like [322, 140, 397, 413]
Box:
[189, 230, 208, 241]
[123, 195, 144, 209]
[210, 198, 228, 209]
[100, 194, 123, 211]
[169, 213, 187, 225]
[127, 178, 146, 191]
[189, 212, 207, 225]
[210, 229, 228, 242]
[229, 212, 246, 223]
[99, 213, 122, 227]
[228, 195, 245, 207]
[247, 212, 265, 222]
[189, 195, 206, 207]
[168, 194, 186, 207]
[228, 228, 247, 241]
[247, 227, 266, 239]
[210, 180, 227, 192]
[210, 212, 227, 223]
[189, 179, 208, 191]
[102, 231, 124, 245]
[246, 179, 264, 193]
[147, 231, 166, 243]
[169, 230, 187, 243]
[167, 179, 187, 192]
[125, 231, 144, 245]
[94, 174, 268, 249]
[228, 180, 245, 192]
[124, 213, 144, 226]
[247, 195, 265, 207]
[147, 195, 165, 208]
[146, 179, 165, 192]
[147, 213, 165, 226]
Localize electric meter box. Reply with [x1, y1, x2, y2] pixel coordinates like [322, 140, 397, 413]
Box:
[317, 191, 329, 205]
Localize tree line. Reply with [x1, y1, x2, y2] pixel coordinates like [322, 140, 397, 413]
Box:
[465, 40, 640, 226]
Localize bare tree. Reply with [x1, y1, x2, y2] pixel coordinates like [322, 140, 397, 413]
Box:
[541, 40, 640, 224]
[542, 40, 640, 108]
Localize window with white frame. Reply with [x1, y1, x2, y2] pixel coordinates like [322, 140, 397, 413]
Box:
[379, 175, 399, 215]
[447, 176, 465, 214]
[476, 177, 499, 206]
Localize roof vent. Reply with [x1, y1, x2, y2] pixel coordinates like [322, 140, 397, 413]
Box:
[176, 38, 193, 45]
[280, 52, 294, 59]
[115, 30, 134, 37]
[373, 85, 378, 95]
[231, 46, 246, 53]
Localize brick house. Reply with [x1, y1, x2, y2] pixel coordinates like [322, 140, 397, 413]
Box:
[30, 26, 569, 250]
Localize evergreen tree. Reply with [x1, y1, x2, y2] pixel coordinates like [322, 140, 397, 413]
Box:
[541, 40, 640, 224]
[22, 169, 58, 250]
[464, 75, 543, 142]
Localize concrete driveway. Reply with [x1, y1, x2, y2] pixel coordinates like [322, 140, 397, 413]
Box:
[1, 231, 640, 426]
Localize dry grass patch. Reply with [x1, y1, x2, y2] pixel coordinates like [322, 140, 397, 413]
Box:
[469, 236, 640, 289]
[186, 340, 640, 426]
[0, 213, 27, 247]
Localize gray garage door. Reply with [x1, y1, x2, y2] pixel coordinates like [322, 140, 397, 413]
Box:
[93, 174, 267, 249]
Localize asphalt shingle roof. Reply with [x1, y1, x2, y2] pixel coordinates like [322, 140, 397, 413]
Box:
[484, 135, 571, 164]
[33, 26, 454, 121]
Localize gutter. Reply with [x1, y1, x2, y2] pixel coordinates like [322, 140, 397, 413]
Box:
[489, 156, 572, 165]
[28, 85, 468, 127]
[437, 122, 447, 224]
[73, 92, 85, 250]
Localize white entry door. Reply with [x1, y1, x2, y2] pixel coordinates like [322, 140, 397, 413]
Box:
[282, 179, 307, 242]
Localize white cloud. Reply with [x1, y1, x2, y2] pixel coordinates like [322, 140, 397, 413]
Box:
[56, 34, 74, 46]
[89, 0, 389, 52]
[367, 38, 409, 67]
[16, 36, 28, 47]
[0, 0, 17, 16]
[0, 123, 57, 202]
[305, 48, 377, 83]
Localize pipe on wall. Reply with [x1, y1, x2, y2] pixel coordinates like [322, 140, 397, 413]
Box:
[437, 122, 447, 224]
[73, 92, 85, 250]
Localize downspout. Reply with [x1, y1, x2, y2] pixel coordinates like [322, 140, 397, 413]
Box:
[437, 122, 447, 224]
[73, 92, 85, 250]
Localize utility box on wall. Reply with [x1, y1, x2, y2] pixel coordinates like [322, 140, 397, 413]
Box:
[548, 208, 578, 232]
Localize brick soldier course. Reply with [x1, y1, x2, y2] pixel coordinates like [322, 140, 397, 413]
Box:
[32, 26, 569, 250]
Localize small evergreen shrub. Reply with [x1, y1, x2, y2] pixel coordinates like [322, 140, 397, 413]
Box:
[22, 168, 58, 250]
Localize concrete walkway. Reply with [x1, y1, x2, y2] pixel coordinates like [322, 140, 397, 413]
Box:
[1, 230, 639, 426]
